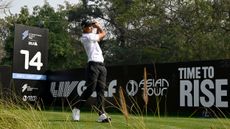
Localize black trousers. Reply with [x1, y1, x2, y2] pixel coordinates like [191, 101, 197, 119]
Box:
[76, 61, 107, 115]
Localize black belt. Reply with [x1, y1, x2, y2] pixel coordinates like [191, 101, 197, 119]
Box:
[88, 61, 104, 66]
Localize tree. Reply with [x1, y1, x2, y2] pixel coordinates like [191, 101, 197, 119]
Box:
[164, 0, 230, 61]
[0, 0, 11, 64]
[1, 3, 83, 70]
[1, 0, 229, 69]
[0, 0, 11, 10]
[100, 0, 230, 64]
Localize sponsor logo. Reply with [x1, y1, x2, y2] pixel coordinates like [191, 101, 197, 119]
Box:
[22, 30, 29, 40]
[179, 66, 229, 108]
[126, 79, 169, 97]
[126, 80, 139, 96]
[21, 30, 42, 46]
[22, 84, 38, 93]
[28, 41, 38, 46]
[50, 80, 117, 98]
[22, 30, 42, 40]
[22, 95, 37, 102]
[50, 81, 78, 97]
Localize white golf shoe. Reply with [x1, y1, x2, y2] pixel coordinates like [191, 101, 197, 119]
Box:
[97, 113, 111, 123]
[72, 108, 80, 121]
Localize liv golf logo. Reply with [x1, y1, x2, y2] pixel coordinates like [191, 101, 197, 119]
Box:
[179, 66, 228, 108]
[50, 80, 117, 98]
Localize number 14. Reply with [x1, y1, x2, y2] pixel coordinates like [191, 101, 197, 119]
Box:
[20, 50, 43, 71]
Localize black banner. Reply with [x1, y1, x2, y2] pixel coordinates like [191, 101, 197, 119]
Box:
[0, 66, 12, 98]
[41, 60, 230, 116]
[0, 59, 229, 116]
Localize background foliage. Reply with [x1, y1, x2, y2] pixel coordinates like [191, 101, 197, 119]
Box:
[0, 0, 229, 70]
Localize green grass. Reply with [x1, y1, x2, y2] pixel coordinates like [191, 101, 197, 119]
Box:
[0, 104, 230, 129]
[23, 110, 230, 129]
[0, 99, 230, 129]
[0, 92, 229, 129]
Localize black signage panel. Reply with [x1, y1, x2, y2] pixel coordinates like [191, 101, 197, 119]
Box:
[12, 24, 48, 102]
[12, 24, 48, 80]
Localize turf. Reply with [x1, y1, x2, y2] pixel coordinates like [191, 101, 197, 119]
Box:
[41, 111, 230, 129]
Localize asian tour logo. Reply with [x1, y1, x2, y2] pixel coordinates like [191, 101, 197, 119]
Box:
[126, 78, 169, 97]
[179, 66, 228, 108]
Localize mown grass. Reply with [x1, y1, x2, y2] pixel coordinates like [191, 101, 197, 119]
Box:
[0, 91, 229, 129]
[43, 111, 230, 129]
[1, 106, 230, 129]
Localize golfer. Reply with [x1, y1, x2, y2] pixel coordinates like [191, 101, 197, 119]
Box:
[72, 19, 111, 123]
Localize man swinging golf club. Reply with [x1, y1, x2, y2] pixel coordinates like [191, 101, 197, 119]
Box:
[72, 19, 111, 123]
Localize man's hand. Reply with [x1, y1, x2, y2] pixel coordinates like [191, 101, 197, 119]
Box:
[92, 21, 102, 29]
[92, 21, 106, 41]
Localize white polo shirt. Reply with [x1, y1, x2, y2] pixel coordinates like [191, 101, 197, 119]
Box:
[80, 33, 104, 63]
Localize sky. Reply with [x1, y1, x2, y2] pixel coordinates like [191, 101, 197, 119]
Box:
[0, 0, 79, 17]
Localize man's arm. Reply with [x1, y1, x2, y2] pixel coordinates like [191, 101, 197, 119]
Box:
[93, 22, 106, 41]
